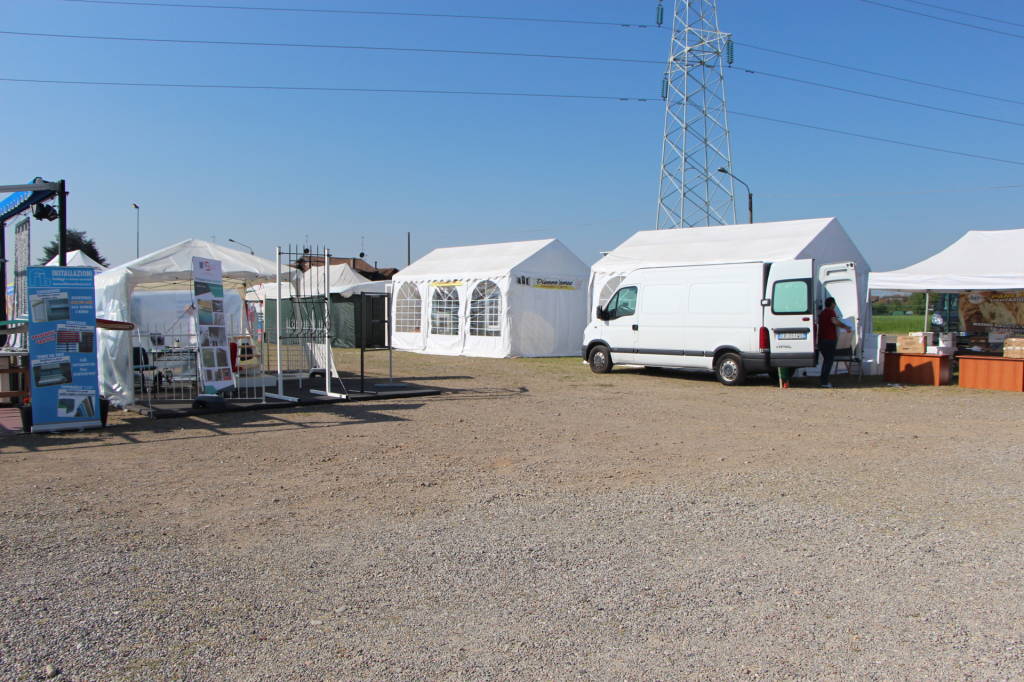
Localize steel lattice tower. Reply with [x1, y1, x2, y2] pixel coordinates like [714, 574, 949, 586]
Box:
[656, 0, 736, 229]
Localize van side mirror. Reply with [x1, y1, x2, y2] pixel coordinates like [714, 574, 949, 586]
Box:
[595, 305, 609, 321]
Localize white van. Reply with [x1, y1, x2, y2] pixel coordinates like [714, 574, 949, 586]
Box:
[582, 259, 861, 385]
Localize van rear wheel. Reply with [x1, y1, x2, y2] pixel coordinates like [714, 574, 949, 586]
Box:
[715, 352, 746, 386]
[588, 345, 612, 374]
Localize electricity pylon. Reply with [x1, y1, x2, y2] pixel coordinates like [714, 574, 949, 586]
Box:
[655, 0, 736, 229]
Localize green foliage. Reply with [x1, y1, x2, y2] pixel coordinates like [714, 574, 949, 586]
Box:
[38, 229, 109, 267]
[873, 314, 926, 335]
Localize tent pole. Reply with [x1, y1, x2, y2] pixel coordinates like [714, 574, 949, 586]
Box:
[924, 291, 931, 332]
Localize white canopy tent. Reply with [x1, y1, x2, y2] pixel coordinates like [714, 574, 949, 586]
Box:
[247, 263, 388, 302]
[391, 238, 589, 358]
[590, 218, 870, 310]
[95, 239, 282, 405]
[868, 228, 1024, 292]
[45, 249, 107, 271]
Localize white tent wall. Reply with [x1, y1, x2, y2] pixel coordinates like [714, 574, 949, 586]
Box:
[390, 238, 589, 358]
[95, 239, 282, 406]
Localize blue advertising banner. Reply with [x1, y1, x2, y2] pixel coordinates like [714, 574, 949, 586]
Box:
[26, 266, 102, 432]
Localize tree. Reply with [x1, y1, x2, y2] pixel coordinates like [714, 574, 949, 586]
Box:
[38, 229, 109, 267]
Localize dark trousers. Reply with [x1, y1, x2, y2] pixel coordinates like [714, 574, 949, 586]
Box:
[819, 339, 837, 385]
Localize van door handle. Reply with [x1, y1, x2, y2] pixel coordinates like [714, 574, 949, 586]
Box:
[632, 324, 639, 331]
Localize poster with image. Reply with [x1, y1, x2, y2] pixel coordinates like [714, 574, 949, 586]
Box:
[26, 266, 101, 432]
[193, 257, 234, 393]
[958, 291, 1024, 342]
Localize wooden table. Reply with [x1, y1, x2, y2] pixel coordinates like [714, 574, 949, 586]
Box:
[883, 352, 952, 386]
[957, 355, 1024, 392]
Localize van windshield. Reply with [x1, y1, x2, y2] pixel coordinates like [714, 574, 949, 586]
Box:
[607, 286, 637, 318]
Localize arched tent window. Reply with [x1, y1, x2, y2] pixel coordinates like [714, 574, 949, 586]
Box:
[394, 282, 422, 333]
[469, 280, 501, 337]
[598, 276, 625, 307]
[430, 285, 460, 335]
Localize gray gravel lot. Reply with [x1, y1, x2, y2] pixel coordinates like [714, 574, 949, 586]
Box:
[2, 353, 1023, 680]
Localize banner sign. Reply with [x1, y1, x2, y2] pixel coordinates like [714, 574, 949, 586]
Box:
[26, 266, 101, 432]
[14, 217, 29, 318]
[959, 290, 1024, 342]
[192, 257, 234, 394]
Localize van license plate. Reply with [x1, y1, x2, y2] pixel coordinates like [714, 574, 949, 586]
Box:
[777, 332, 807, 340]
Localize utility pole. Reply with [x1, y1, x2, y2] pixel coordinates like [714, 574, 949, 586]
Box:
[656, 0, 737, 229]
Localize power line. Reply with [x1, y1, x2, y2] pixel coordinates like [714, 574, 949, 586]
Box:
[0, 76, 657, 102]
[764, 183, 1024, 199]
[856, 0, 1024, 40]
[61, 0, 658, 28]
[1, 74, 1021, 167]
[730, 109, 1024, 167]
[0, 29, 662, 66]
[733, 67, 1024, 128]
[734, 41, 1024, 107]
[6, 28, 1021, 126]
[895, 0, 1024, 29]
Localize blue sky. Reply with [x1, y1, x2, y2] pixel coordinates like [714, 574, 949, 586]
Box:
[2, 0, 1022, 272]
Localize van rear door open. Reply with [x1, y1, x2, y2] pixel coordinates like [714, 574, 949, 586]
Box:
[819, 262, 860, 352]
[764, 259, 817, 367]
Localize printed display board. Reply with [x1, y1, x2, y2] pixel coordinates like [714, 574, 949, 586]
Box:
[26, 266, 101, 432]
[959, 290, 1024, 342]
[192, 257, 235, 393]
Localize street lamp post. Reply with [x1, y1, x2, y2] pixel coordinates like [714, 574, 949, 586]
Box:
[717, 167, 753, 224]
[228, 238, 254, 255]
[132, 203, 140, 257]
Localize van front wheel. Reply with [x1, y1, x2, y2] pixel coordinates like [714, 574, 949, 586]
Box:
[715, 352, 746, 386]
[588, 345, 613, 374]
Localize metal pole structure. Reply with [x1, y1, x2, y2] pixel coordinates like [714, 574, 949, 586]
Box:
[923, 292, 931, 332]
[406, 232, 411, 266]
[275, 247, 283, 395]
[360, 293, 366, 394]
[656, 0, 736, 229]
[133, 203, 140, 258]
[57, 180, 67, 266]
[717, 167, 752, 223]
[228, 238, 254, 255]
[324, 247, 331, 396]
[0, 221, 6, 324]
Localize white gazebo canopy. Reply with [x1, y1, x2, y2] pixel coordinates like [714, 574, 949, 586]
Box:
[95, 239, 284, 405]
[868, 228, 1024, 292]
[45, 249, 107, 271]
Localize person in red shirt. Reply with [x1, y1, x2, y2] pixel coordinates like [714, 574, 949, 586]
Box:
[818, 297, 851, 388]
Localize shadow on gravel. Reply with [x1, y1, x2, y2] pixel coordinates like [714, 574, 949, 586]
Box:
[1, 401, 426, 454]
[616, 366, 884, 389]
[431, 386, 529, 401]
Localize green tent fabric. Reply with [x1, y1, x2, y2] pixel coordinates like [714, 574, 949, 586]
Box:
[265, 295, 386, 348]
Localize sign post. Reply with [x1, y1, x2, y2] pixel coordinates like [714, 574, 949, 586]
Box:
[26, 266, 102, 432]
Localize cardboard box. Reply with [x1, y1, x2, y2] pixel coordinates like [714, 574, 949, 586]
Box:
[910, 331, 936, 344]
[1004, 338, 1024, 359]
[927, 345, 954, 356]
[897, 335, 926, 354]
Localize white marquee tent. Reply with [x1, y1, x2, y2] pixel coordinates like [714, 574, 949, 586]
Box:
[868, 228, 1024, 292]
[95, 239, 282, 405]
[247, 263, 388, 302]
[391, 238, 589, 358]
[590, 218, 870, 310]
[45, 249, 107, 271]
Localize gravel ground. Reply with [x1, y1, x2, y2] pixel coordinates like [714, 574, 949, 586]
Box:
[1, 354, 1023, 680]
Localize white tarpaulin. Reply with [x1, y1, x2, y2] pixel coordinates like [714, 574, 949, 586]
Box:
[247, 263, 388, 301]
[868, 228, 1024, 292]
[95, 239, 282, 405]
[391, 238, 589, 358]
[590, 218, 870, 310]
[45, 250, 107, 271]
